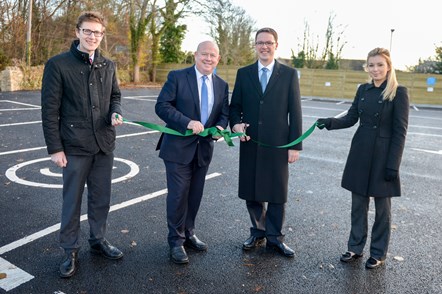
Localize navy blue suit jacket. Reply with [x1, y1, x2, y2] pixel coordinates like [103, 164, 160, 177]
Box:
[155, 66, 229, 166]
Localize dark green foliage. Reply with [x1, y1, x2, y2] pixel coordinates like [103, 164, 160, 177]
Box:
[160, 24, 186, 63]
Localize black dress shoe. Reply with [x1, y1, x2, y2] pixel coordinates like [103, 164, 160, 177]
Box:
[184, 235, 208, 251]
[170, 246, 189, 264]
[60, 251, 78, 278]
[340, 251, 363, 262]
[365, 257, 385, 269]
[242, 236, 265, 250]
[90, 239, 123, 260]
[266, 242, 295, 258]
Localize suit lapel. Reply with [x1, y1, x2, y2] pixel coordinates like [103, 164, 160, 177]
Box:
[210, 75, 219, 123]
[264, 60, 281, 94]
[247, 62, 262, 95]
[186, 67, 200, 115]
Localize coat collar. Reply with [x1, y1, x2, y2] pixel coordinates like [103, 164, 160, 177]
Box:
[248, 60, 282, 95]
[367, 80, 387, 90]
[70, 40, 104, 65]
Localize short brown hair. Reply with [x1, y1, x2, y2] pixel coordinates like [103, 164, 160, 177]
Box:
[255, 28, 278, 43]
[76, 11, 107, 30]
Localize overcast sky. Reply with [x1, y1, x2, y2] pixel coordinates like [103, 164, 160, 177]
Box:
[182, 0, 441, 70]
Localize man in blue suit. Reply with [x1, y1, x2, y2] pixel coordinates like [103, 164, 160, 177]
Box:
[155, 41, 229, 264]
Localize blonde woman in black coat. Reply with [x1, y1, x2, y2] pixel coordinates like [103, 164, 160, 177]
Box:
[317, 48, 409, 269]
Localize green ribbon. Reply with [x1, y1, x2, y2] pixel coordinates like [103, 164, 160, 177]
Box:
[122, 118, 242, 146]
[120, 115, 319, 148]
[250, 122, 319, 148]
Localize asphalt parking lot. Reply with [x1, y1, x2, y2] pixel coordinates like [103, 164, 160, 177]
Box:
[0, 88, 441, 294]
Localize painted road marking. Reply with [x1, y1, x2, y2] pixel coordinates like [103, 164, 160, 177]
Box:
[39, 168, 62, 177]
[0, 147, 47, 156]
[0, 121, 41, 127]
[0, 258, 34, 292]
[123, 97, 157, 102]
[411, 148, 442, 155]
[123, 95, 158, 99]
[0, 99, 41, 111]
[5, 157, 139, 188]
[0, 100, 40, 108]
[0, 131, 159, 156]
[0, 172, 222, 291]
[407, 132, 442, 138]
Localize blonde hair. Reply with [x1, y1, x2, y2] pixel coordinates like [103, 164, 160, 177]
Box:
[364, 48, 398, 101]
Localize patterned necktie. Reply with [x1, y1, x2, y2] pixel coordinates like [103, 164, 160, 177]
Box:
[201, 75, 209, 125]
[89, 58, 93, 65]
[260, 68, 268, 92]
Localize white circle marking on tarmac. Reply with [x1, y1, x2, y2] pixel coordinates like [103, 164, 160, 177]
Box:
[39, 168, 62, 177]
[5, 157, 139, 189]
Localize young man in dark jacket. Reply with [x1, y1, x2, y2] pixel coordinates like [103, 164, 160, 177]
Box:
[41, 11, 124, 278]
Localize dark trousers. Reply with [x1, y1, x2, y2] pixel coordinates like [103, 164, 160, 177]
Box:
[60, 152, 114, 252]
[347, 193, 392, 260]
[164, 158, 209, 248]
[246, 200, 285, 244]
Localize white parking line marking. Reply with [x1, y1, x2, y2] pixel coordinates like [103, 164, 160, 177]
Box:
[409, 125, 442, 130]
[40, 168, 62, 177]
[411, 148, 442, 155]
[0, 121, 41, 127]
[0, 132, 158, 156]
[0, 172, 221, 255]
[0, 258, 34, 291]
[0, 172, 221, 291]
[407, 132, 442, 138]
[0, 108, 41, 111]
[0, 223, 61, 256]
[123, 95, 158, 99]
[0, 99, 41, 111]
[0, 100, 40, 108]
[123, 97, 157, 102]
[0, 147, 47, 156]
[335, 110, 348, 118]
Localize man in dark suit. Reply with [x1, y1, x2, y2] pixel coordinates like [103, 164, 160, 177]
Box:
[229, 28, 302, 258]
[155, 41, 229, 264]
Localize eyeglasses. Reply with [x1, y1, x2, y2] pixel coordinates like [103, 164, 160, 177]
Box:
[79, 28, 105, 37]
[255, 41, 275, 47]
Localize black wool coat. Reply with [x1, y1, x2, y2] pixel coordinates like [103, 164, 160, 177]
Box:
[229, 61, 302, 204]
[327, 81, 409, 197]
[41, 40, 122, 156]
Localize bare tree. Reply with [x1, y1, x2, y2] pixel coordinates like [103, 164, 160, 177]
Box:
[291, 13, 346, 69]
[202, 0, 255, 65]
[129, 0, 151, 83]
[322, 13, 346, 69]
